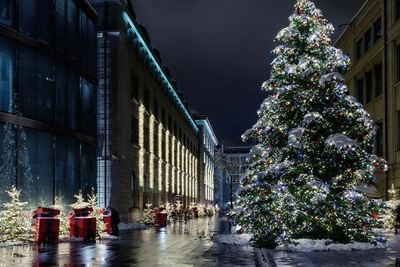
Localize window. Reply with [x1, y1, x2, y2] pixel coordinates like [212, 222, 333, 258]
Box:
[356, 38, 363, 59]
[131, 71, 139, 100]
[357, 78, 364, 104]
[376, 121, 383, 157]
[154, 132, 158, 156]
[366, 71, 373, 103]
[131, 117, 139, 144]
[143, 87, 149, 109]
[396, 0, 400, 21]
[375, 63, 382, 96]
[364, 29, 372, 52]
[397, 111, 400, 151]
[144, 126, 149, 151]
[161, 108, 166, 125]
[153, 97, 158, 120]
[373, 18, 382, 42]
[0, 36, 14, 113]
[0, 0, 13, 26]
[397, 45, 400, 82]
[130, 172, 139, 208]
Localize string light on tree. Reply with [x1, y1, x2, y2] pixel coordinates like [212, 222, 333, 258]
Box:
[235, 0, 388, 249]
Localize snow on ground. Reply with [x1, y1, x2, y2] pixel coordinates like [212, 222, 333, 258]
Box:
[119, 222, 148, 230]
[212, 226, 391, 252]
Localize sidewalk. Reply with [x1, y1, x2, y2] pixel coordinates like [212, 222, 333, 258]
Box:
[0, 215, 265, 267]
[261, 231, 400, 267]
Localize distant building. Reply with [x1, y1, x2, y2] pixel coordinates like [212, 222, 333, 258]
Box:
[89, 0, 217, 221]
[190, 110, 219, 206]
[0, 0, 98, 206]
[214, 145, 251, 210]
[335, 0, 400, 199]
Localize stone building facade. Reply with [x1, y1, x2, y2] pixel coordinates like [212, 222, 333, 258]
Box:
[335, 0, 400, 199]
[89, 0, 215, 222]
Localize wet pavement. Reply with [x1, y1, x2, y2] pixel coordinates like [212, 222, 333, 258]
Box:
[2, 215, 399, 267]
[0, 214, 265, 267]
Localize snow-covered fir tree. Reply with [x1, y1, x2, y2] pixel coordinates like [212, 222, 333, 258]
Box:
[69, 190, 90, 210]
[235, 0, 388, 249]
[0, 185, 33, 242]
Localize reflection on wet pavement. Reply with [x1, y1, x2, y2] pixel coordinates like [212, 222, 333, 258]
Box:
[0, 215, 261, 267]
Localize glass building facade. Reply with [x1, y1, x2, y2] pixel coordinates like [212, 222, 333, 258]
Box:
[0, 0, 98, 207]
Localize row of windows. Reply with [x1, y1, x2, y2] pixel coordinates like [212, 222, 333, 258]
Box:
[0, 121, 97, 208]
[356, 17, 381, 59]
[0, 35, 97, 137]
[0, 0, 97, 74]
[127, 28, 195, 133]
[130, 71, 197, 155]
[356, 63, 382, 105]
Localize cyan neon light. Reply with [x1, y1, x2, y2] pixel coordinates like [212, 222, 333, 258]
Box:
[196, 119, 218, 146]
[123, 11, 198, 134]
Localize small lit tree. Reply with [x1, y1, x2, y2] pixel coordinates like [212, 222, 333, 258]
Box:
[87, 189, 107, 234]
[50, 194, 70, 236]
[0, 186, 33, 242]
[382, 184, 400, 230]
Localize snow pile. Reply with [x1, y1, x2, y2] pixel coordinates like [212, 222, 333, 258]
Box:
[213, 233, 252, 245]
[0, 241, 24, 247]
[59, 236, 83, 242]
[274, 238, 389, 252]
[213, 231, 390, 252]
[119, 222, 147, 230]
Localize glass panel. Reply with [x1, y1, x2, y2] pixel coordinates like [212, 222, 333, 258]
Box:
[366, 71, 373, 103]
[81, 142, 97, 198]
[56, 63, 80, 131]
[81, 78, 96, 137]
[23, 128, 54, 207]
[56, 0, 67, 54]
[37, 0, 52, 45]
[0, 36, 14, 112]
[374, 18, 381, 41]
[375, 63, 382, 96]
[20, 46, 54, 123]
[357, 78, 364, 105]
[67, 0, 79, 61]
[19, 0, 36, 37]
[0, 122, 16, 203]
[0, 0, 13, 26]
[56, 136, 80, 206]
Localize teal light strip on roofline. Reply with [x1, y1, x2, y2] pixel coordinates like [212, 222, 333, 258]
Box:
[123, 12, 198, 134]
[197, 120, 218, 146]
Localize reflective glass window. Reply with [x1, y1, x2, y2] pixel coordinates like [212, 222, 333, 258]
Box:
[23, 128, 54, 206]
[81, 78, 97, 137]
[56, 136, 81, 206]
[0, 36, 14, 112]
[0, 0, 13, 26]
[56, 63, 80, 131]
[19, 46, 54, 123]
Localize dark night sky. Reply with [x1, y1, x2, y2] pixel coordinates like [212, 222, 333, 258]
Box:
[130, 0, 366, 146]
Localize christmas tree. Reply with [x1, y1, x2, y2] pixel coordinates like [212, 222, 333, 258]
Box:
[0, 94, 33, 204]
[87, 189, 107, 234]
[50, 194, 70, 237]
[0, 185, 33, 242]
[235, 0, 388, 249]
